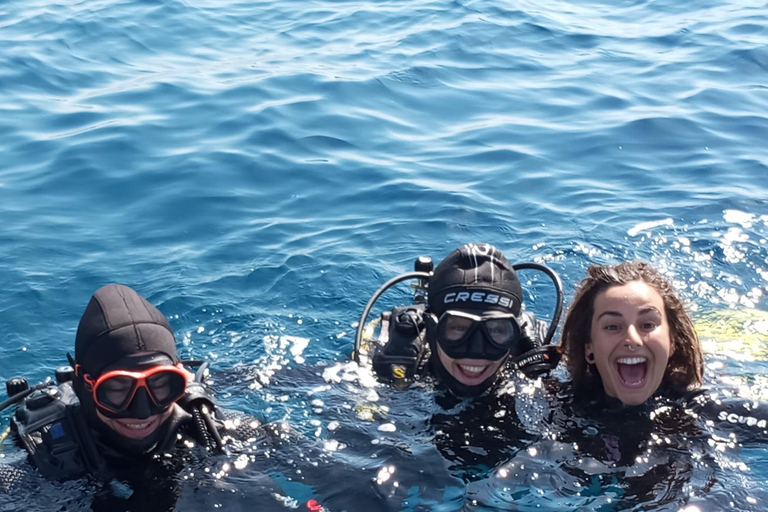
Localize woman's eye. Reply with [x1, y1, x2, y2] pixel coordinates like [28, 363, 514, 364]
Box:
[603, 324, 620, 331]
[641, 321, 657, 330]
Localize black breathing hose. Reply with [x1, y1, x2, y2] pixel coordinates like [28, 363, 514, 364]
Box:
[194, 361, 210, 383]
[353, 271, 432, 364]
[0, 383, 51, 413]
[512, 262, 564, 345]
[190, 406, 215, 449]
[201, 406, 225, 453]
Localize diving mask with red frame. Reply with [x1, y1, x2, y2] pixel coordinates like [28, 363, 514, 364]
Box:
[79, 364, 188, 415]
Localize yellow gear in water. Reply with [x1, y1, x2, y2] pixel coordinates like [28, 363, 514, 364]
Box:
[362, 317, 380, 344]
[354, 403, 387, 422]
[0, 426, 10, 452]
[353, 317, 381, 360]
[695, 308, 768, 359]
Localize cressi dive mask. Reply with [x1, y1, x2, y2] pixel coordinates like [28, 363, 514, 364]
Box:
[429, 310, 521, 361]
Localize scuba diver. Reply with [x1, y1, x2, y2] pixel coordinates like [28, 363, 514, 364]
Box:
[465, 261, 768, 510]
[355, 242, 563, 397]
[353, 243, 564, 482]
[0, 284, 281, 510]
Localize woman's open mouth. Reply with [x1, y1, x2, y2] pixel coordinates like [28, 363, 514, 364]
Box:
[616, 357, 648, 388]
[455, 363, 491, 384]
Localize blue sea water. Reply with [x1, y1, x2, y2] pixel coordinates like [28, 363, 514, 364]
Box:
[1, 0, 768, 509]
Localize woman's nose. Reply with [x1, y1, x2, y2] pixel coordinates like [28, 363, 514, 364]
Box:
[625, 325, 643, 350]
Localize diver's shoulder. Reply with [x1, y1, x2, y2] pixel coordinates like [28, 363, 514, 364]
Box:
[683, 388, 768, 418]
[213, 407, 294, 446]
[0, 462, 36, 494]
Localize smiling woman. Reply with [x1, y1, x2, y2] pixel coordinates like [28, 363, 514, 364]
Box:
[587, 280, 675, 404]
[468, 262, 768, 511]
[556, 263, 768, 444]
[560, 261, 703, 403]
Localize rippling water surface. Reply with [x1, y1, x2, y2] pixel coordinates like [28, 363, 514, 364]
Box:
[1, 0, 767, 510]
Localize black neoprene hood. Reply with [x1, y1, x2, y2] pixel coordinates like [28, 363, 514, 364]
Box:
[428, 243, 522, 316]
[75, 284, 179, 376]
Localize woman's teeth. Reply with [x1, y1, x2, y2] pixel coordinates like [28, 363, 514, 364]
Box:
[616, 357, 648, 387]
[459, 365, 486, 374]
[616, 357, 646, 365]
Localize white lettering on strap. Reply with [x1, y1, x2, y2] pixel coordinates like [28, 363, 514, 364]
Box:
[471, 292, 485, 302]
[441, 289, 515, 310]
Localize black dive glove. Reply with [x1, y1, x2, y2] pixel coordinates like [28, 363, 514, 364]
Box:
[512, 311, 561, 379]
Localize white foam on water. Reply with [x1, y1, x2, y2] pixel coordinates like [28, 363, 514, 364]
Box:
[627, 218, 674, 237]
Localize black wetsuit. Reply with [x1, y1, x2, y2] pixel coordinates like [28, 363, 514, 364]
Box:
[465, 382, 768, 511]
[429, 375, 551, 483]
[0, 390, 283, 512]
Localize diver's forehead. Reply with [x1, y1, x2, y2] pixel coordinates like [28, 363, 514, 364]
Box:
[593, 281, 665, 319]
[101, 351, 175, 373]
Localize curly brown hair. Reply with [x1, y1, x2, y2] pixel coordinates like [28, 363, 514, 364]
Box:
[560, 261, 703, 396]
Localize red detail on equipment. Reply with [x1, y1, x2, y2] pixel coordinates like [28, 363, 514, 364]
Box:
[306, 499, 323, 511]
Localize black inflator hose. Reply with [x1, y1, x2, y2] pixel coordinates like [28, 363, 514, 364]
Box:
[512, 262, 564, 345]
[353, 271, 432, 364]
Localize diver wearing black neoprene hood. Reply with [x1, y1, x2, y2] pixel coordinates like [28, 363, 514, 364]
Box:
[425, 244, 530, 396]
[71, 283, 188, 455]
[1, 284, 271, 501]
[355, 243, 563, 397]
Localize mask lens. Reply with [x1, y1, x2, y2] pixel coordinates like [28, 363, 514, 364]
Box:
[484, 318, 519, 347]
[96, 375, 136, 410]
[437, 314, 476, 346]
[146, 370, 186, 407]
